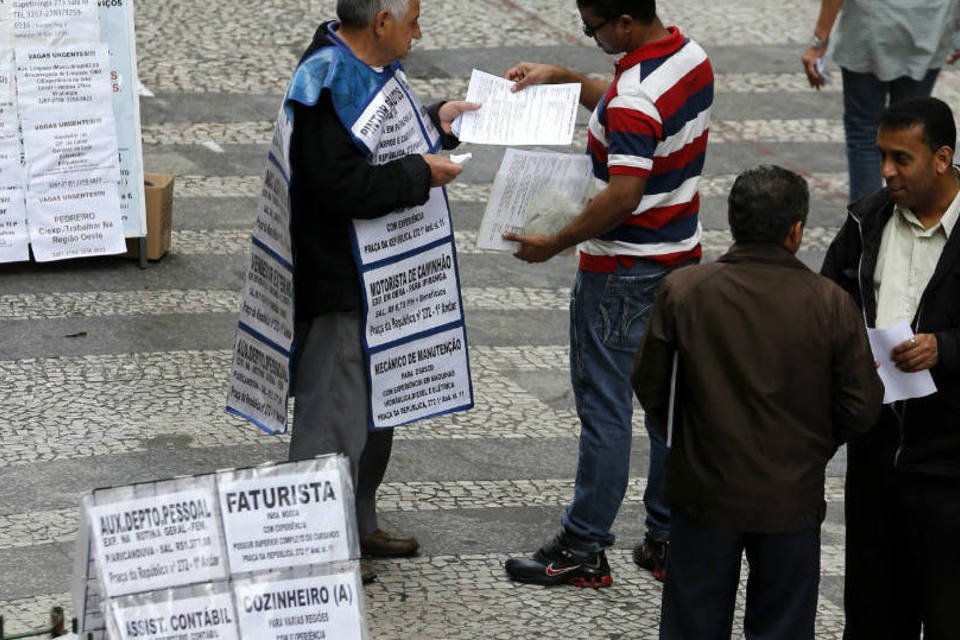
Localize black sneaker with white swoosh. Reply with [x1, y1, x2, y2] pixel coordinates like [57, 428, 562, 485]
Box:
[504, 531, 612, 588]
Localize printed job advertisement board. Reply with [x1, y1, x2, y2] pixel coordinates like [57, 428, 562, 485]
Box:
[225, 117, 293, 436]
[98, 0, 147, 237]
[370, 325, 471, 427]
[217, 456, 358, 574]
[0, 0, 146, 264]
[87, 476, 228, 598]
[233, 566, 367, 640]
[353, 186, 450, 265]
[76, 457, 366, 640]
[106, 584, 239, 640]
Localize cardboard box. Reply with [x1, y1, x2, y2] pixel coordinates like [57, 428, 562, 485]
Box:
[124, 173, 174, 260]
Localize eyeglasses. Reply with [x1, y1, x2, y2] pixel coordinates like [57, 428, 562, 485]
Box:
[581, 18, 609, 37]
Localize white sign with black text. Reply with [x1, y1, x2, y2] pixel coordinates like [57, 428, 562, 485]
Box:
[107, 585, 240, 640]
[370, 325, 472, 427]
[217, 457, 357, 575]
[26, 182, 125, 262]
[233, 567, 367, 640]
[88, 484, 228, 598]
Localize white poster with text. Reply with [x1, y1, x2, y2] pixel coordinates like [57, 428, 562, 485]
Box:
[370, 325, 472, 427]
[20, 110, 120, 184]
[0, 189, 29, 263]
[353, 188, 451, 266]
[233, 568, 367, 640]
[88, 484, 228, 598]
[26, 182, 125, 261]
[225, 330, 290, 435]
[217, 457, 357, 575]
[15, 44, 113, 115]
[363, 241, 461, 348]
[107, 586, 240, 640]
[6, 0, 99, 46]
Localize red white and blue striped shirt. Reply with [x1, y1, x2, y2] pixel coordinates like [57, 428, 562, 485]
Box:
[581, 27, 713, 272]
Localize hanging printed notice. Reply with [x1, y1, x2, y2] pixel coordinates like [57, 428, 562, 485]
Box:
[7, 0, 100, 45]
[0, 189, 28, 262]
[370, 325, 471, 427]
[251, 157, 293, 265]
[353, 187, 450, 266]
[345, 62, 473, 429]
[0, 53, 22, 189]
[26, 182, 125, 261]
[19, 110, 120, 184]
[363, 241, 461, 348]
[87, 480, 228, 598]
[106, 585, 239, 640]
[15, 44, 113, 113]
[217, 456, 357, 574]
[98, 0, 146, 236]
[226, 329, 290, 435]
[233, 567, 367, 640]
[227, 114, 294, 435]
[238, 242, 294, 350]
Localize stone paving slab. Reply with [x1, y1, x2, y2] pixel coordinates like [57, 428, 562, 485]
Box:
[169, 171, 851, 201]
[0, 2, 893, 635]
[0, 477, 848, 552]
[0, 552, 846, 639]
[0, 287, 573, 320]
[0, 346, 638, 466]
[141, 118, 855, 147]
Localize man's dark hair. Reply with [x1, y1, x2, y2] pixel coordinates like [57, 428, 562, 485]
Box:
[879, 97, 956, 154]
[576, 0, 656, 23]
[727, 165, 809, 244]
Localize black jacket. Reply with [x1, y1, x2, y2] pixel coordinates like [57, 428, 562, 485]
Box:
[821, 188, 960, 476]
[289, 22, 458, 319]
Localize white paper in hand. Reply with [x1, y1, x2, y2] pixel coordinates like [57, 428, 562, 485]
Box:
[457, 69, 580, 146]
[867, 321, 937, 404]
[477, 149, 593, 251]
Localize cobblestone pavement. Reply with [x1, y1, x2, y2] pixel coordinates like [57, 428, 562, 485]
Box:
[2, 1, 955, 637]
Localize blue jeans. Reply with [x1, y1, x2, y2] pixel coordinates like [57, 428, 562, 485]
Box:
[562, 260, 673, 552]
[842, 67, 939, 203]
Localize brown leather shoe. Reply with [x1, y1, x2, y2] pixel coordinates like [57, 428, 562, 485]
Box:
[360, 528, 420, 558]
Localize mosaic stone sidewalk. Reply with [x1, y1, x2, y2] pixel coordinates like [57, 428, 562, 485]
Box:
[3, 0, 951, 637]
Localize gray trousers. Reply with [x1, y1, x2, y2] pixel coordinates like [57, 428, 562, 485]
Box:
[289, 311, 393, 536]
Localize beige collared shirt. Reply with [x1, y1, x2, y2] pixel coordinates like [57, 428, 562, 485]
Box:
[874, 187, 960, 329]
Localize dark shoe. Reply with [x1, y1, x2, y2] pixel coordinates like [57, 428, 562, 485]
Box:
[360, 529, 420, 558]
[504, 531, 612, 588]
[633, 532, 668, 581]
[360, 562, 377, 585]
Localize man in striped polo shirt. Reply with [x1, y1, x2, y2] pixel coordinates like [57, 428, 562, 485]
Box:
[502, 0, 713, 587]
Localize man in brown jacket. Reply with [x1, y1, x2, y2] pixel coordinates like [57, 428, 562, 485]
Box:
[633, 165, 883, 639]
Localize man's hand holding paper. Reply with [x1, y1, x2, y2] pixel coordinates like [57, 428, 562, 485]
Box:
[867, 322, 938, 404]
[891, 333, 939, 372]
[455, 69, 580, 146]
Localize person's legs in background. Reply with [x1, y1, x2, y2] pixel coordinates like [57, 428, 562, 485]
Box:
[659, 510, 742, 640]
[841, 69, 888, 202]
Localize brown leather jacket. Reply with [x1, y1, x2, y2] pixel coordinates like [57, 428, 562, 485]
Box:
[633, 243, 883, 532]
